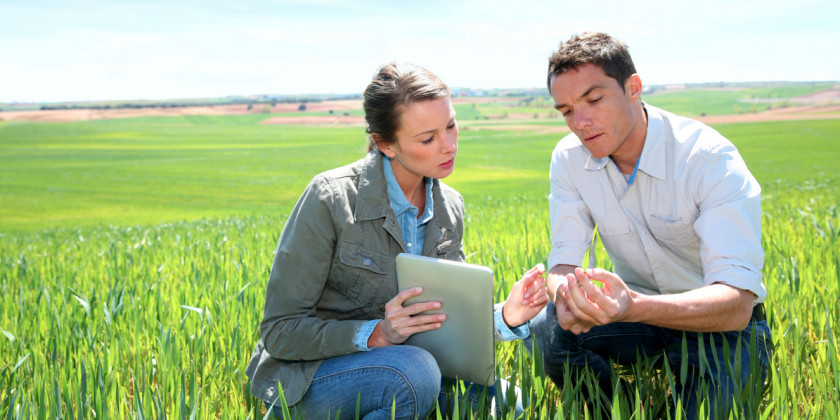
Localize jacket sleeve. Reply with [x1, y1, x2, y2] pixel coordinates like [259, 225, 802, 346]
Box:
[259, 174, 366, 361]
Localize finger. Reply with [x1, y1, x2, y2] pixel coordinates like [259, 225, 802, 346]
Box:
[394, 319, 445, 338]
[390, 313, 446, 336]
[577, 269, 607, 303]
[402, 300, 442, 317]
[529, 289, 549, 306]
[385, 287, 424, 311]
[522, 263, 546, 278]
[586, 268, 623, 289]
[522, 276, 546, 302]
[565, 272, 601, 324]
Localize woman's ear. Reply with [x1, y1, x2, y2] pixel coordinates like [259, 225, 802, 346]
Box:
[373, 134, 397, 158]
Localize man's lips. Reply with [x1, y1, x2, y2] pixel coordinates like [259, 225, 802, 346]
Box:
[584, 133, 602, 142]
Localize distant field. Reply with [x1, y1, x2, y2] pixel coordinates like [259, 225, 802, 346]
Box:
[1, 115, 839, 232]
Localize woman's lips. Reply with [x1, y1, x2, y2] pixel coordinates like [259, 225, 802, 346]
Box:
[439, 158, 454, 169]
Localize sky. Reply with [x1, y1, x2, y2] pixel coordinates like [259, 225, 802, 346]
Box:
[1, 0, 838, 103]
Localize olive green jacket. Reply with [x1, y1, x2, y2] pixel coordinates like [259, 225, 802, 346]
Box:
[245, 151, 465, 406]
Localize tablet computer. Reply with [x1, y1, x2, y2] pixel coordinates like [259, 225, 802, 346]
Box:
[395, 253, 496, 386]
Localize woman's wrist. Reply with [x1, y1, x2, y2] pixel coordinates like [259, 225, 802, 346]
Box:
[366, 322, 392, 348]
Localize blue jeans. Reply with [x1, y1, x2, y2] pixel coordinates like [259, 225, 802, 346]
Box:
[267, 345, 514, 420]
[530, 301, 771, 419]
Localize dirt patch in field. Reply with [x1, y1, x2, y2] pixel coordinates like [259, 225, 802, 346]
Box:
[793, 88, 840, 101]
[260, 115, 365, 126]
[0, 100, 362, 123]
[451, 97, 507, 105]
[0, 105, 253, 122]
[697, 105, 840, 125]
[270, 99, 361, 113]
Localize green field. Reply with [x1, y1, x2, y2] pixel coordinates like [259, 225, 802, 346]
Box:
[1, 114, 839, 418]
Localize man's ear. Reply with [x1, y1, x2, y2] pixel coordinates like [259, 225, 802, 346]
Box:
[626, 74, 643, 100]
[373, 134, 397, 158]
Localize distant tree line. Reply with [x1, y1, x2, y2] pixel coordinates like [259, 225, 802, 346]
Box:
[37, 96, 349, 111]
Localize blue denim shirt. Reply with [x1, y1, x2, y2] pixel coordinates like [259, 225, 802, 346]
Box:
[354, 157, 528, 350]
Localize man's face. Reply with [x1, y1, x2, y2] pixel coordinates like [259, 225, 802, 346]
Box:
[550, 63, 642, 160]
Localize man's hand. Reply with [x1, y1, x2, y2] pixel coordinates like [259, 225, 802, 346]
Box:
[367, 287, 446, 347]
[563, 267, 634, 328]
[547, 264, 597, 334]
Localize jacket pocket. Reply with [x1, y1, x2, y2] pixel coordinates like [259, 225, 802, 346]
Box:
[339, 241, 389, 274]
[332, 241, 389, 303]
[648, 213, 699, 246]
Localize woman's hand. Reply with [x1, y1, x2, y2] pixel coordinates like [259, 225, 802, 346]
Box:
[367, 287, 447, 348]
[502, 263, 549, 328]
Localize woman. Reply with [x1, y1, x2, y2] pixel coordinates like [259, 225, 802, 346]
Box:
[245, 62, 548, 419]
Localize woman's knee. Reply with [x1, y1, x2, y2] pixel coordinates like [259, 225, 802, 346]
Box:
[375, 346, 441, 417]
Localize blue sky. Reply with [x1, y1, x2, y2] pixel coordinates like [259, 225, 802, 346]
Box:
[1, 0, 838, 103]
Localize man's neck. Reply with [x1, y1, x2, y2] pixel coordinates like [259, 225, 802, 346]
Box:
[612, 104, 649, 175]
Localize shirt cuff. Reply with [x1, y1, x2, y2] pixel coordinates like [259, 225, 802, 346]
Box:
[354, 320, 381, 351]
[494, 307, 530, 341]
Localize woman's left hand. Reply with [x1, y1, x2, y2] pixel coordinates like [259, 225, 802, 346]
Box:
[501, 263, 549, 328]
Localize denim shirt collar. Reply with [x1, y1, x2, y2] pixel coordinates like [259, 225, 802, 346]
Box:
[382, 155, 434, 224]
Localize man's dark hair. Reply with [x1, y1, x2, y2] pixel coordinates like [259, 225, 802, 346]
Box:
[547, 32, 637, 92]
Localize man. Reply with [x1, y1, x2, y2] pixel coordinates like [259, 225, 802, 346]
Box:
[530, 32, 771, 418]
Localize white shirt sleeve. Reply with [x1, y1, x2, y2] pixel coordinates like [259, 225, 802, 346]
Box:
[693, 144, 766, 302]
[547, 142, 595, 270]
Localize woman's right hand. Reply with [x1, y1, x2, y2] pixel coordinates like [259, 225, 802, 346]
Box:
[367, 287, 446, 347]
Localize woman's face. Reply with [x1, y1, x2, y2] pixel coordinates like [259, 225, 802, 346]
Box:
[378, 96, 458, 185]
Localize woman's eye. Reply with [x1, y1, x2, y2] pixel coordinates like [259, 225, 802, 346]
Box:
[422, 136, 434, 144]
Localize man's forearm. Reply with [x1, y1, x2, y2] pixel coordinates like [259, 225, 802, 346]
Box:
[625, 283, 756, 332]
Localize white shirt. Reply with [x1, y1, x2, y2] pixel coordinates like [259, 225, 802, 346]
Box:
[548, 104, 766, 303]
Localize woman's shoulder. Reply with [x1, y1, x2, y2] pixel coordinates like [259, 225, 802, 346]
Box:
[434, 179, 465, 210]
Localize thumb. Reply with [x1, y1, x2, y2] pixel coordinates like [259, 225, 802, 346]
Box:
[585, 268, 623, 287]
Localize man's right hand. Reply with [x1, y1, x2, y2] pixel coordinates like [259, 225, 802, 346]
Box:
[548, 264, 597, 334]
[367, 287, 446, 347]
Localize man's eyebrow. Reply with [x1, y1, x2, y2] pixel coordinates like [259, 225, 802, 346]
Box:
[554, 84, 607, 110]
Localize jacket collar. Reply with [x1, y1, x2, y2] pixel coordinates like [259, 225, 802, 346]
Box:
[355, 151, 392, 222]
[354, 151, 457, 250]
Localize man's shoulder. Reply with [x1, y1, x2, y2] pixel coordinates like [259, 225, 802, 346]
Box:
[648, 105, 735, 153]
